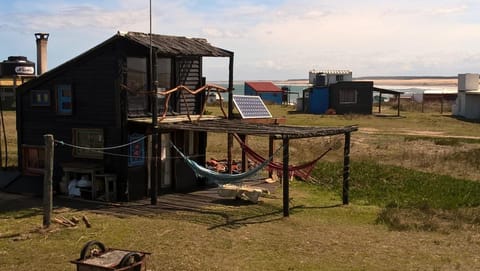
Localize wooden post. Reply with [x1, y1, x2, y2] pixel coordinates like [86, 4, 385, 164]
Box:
[282, 137, 289, 217]
[228, 54, 234, 120]
[227, 133, 233, 173]
[397, 94, 401, 117]
[378, 92, 382, 113]
[421, 94, 425, 113]
[43, 134, 54, 228]
[227, 54, 234, 174]
[342, 132, 351, 205]
[240, 134, 246, 172]
[268, 136, 274, 178]
[440, 96, 444, 114]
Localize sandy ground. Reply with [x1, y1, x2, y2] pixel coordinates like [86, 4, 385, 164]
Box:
[370, 78, 458, 87]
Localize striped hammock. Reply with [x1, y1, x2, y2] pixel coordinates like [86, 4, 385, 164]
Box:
[170, 142, 276, 184]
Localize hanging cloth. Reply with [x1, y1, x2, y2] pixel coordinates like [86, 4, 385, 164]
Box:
[170, 142, 279, 184]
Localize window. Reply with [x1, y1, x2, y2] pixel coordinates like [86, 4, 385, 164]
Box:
[57, 84, 72, 115]
[156, 58, 172, 89]
[72, 128, 104, 159]
[128, 133, 145, 167]
[127, 57, 148, 116]
[339, 89, 357, 104]
[156, 58, 172, 114]
[336, 75, 344, 81]
[22, 145, 45, 175]
[31, 90, 50, 106]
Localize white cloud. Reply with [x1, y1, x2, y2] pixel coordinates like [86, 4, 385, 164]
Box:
[2, 0, 480, 80]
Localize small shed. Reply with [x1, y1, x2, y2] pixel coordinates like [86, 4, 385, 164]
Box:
[303, 87, 329, 114]
[244, 81, 282, 104]
[373, 87, 403, 117]
[328, 81, 373, 114]
[455, 90, 480, 119]
[454, 73, 480, 120]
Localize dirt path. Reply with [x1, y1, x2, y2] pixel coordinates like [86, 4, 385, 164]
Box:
[359, 127, 480, 140]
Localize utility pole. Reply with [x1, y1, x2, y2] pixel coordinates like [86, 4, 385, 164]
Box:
[149, 0, 158, 205]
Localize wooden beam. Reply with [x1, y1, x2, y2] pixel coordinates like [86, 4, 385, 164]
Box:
[43, 134, 54, 228]
[342, 132, 351, 205]
[283, 137, 289, 217]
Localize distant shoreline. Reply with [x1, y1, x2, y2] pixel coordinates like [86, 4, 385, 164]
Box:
[277, 77, 460, 87]
[210, 76, 463, 88]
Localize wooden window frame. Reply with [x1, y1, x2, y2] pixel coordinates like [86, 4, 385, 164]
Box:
[31, 89, 51, 107]
[56, 84, 73, 115]
[22, 145, 45, 176]
[339, 89, 357, 104]
[72, 128, 104, 159]
[128, 133, 145, 167]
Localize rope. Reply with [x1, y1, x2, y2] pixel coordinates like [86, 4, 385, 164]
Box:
[54, 136, 147, 151]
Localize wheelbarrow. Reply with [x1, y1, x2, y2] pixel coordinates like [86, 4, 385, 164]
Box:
[71, 240, 150, 271]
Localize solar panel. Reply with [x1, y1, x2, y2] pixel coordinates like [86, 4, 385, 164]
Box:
[233, 95, 272, 119]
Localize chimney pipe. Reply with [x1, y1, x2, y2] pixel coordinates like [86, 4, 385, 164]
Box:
[35, 33, 49, 75]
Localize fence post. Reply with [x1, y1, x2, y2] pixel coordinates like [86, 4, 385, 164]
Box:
[282, 137, 289, 217]
[342, 132, 351, 205]
[43, 134, 54, 228]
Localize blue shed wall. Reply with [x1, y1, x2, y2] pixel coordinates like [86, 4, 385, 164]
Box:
[244, 85, 282, 104]
[309, 87, 330, 114]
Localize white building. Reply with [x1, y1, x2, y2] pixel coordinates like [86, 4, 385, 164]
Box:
[453, 73, 480, 119]
[309, 69, 352, 86]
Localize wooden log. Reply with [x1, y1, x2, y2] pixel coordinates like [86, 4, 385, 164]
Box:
[59, 216, 76, 227]
[53, 217, 70, 227]
[82, 215, 92, 228]
[71, 216, 80, 224]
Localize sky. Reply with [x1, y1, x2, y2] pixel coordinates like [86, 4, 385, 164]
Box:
[1, 0, 480, 80]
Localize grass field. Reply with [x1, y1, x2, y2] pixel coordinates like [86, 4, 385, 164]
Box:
[1, 104, 480, 270]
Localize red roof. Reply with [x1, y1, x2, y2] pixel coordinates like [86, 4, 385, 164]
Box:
[245, 81, 282, 93]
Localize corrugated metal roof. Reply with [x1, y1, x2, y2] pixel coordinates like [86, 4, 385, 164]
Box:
[310, 69, 352, 75]
[17, 31, 233, 91]
[245, 81, 282, 92]
[122, 31, 233, 57]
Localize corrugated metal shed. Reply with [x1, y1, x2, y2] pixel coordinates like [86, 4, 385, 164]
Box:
[245, 82, 282, 93]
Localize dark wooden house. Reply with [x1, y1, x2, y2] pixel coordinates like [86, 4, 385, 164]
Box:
[328, 81, 373, 114]
[16, 31, 233, 201]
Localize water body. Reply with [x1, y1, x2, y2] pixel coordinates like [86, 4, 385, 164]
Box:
[209, 82, 308, 103]
[208, 81, 457, 102]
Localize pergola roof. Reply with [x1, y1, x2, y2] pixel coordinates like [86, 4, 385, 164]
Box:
[155, 119, 357, 139]
[373, 87, 404, 95]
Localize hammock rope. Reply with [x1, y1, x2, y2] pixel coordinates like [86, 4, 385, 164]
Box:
[234, 135, 332, 180]
[170, 142, 281, 184]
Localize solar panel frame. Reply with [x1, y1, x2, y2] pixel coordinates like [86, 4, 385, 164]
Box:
[232, 95, 272, 119]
